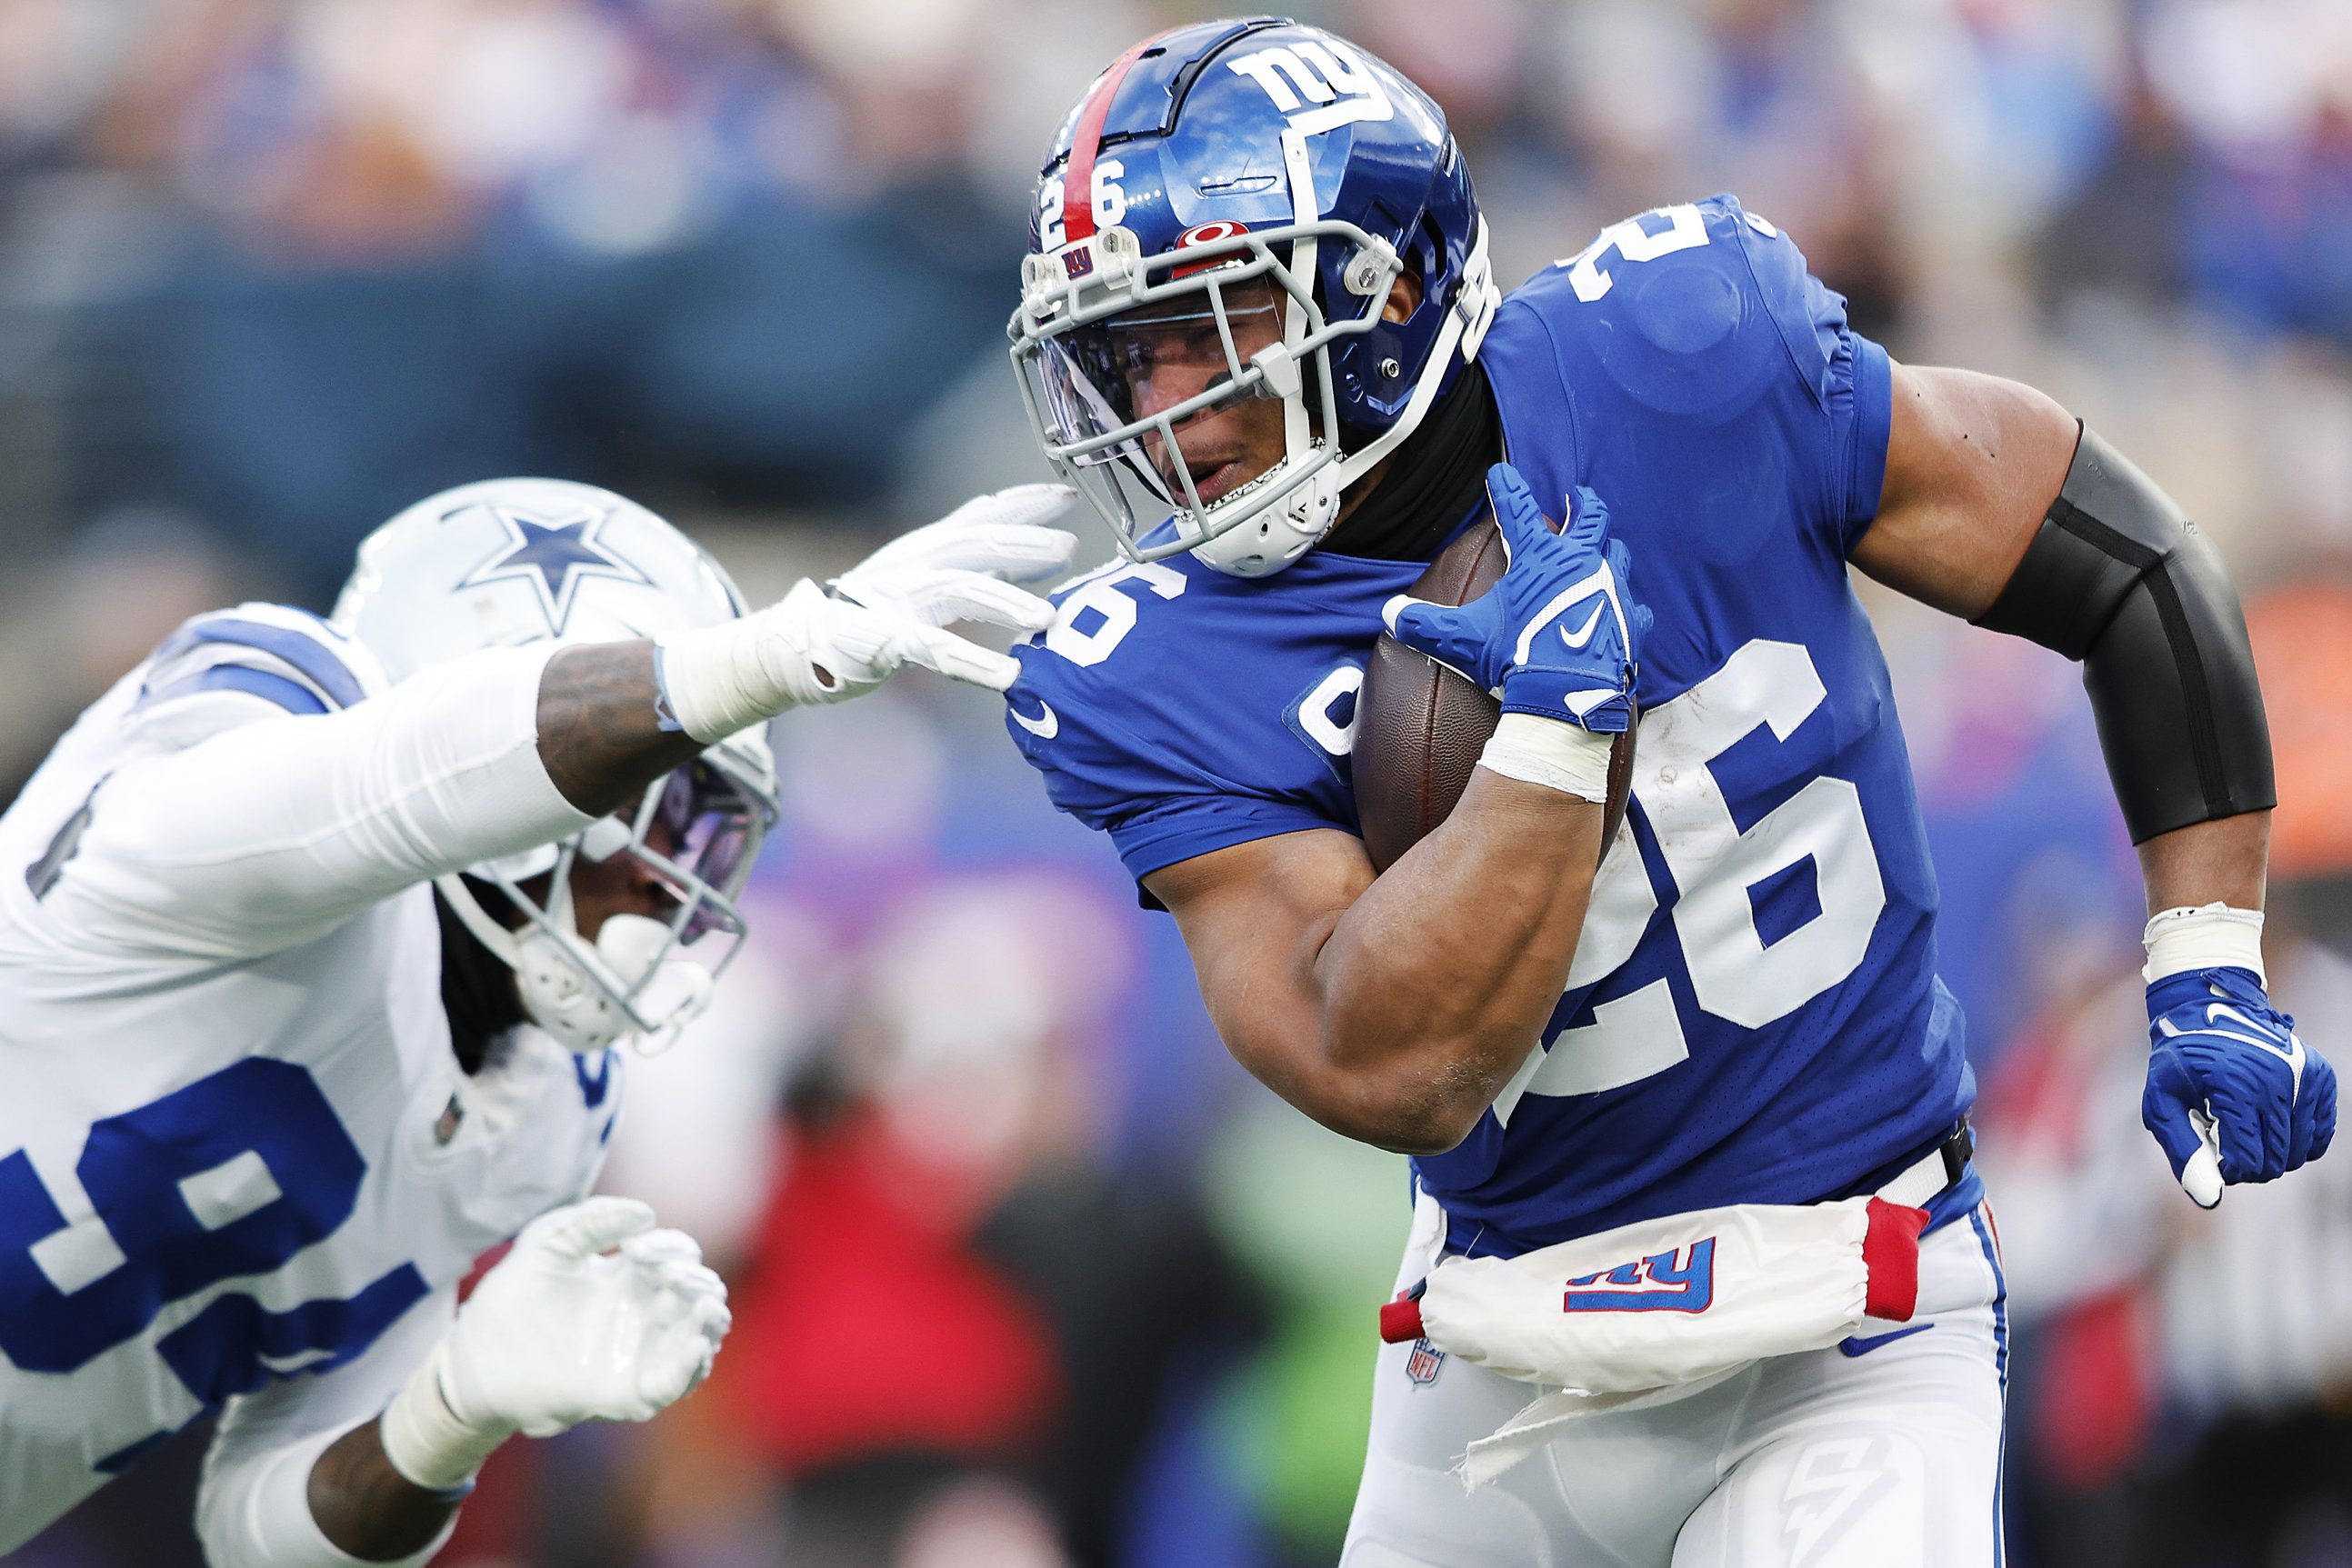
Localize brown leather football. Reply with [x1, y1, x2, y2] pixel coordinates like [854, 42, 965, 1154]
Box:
[1356, 517, 1636, 874]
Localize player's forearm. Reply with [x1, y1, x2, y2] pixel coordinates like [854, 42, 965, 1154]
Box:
[306, 1420, 466, 1562]
[535, 640, 703, 815]
[1309, 774, 1603, 1152]
[65, 645, 596, 956]
[2137, 811, 2267, 917]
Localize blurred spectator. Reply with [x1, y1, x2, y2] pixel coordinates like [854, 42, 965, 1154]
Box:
[564, 737, 1263, 1568]
[662, 868, 1256, 1568]
[1196, 1096, 1411, 1565]
[0, 505, 244, 804]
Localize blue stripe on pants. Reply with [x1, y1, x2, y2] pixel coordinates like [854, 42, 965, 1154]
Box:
[1968, 1205, 2008, 1567]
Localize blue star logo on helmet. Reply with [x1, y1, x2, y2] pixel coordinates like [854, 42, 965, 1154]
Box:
[459, 504, 654, 634]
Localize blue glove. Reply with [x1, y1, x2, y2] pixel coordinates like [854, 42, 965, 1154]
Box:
[1381, 464, 1648, 734]
[2144, 965, 2337, 1207]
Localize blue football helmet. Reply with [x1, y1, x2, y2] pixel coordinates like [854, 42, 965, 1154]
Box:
[1008, 16, 1499, 577]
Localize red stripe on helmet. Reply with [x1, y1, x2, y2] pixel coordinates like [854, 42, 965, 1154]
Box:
[1062, 32, 1173, 245]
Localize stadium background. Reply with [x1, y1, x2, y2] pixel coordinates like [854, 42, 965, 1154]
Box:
[5, 0, 2352, 1563]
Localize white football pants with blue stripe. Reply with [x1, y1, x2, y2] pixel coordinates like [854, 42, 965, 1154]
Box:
[1341, 1194, 2008, 1568]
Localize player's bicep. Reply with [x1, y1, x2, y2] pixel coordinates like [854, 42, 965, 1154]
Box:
[1146, 827, 1371, 1081]
[59, 646, 583, 958]
[1850, 362, 2080, 617]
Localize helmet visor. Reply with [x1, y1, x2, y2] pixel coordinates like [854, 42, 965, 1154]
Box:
[1033, 271, 1287, 502]
[632, 755, 774, 944]
[1011, 218, 1393, 564]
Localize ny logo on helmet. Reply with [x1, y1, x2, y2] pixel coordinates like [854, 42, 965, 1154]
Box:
[1226, 38, 1384, 116]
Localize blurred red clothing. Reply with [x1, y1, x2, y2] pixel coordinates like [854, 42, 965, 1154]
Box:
[716, 1110, 1058, 1472]
[1977, 1009, 2157, 1493]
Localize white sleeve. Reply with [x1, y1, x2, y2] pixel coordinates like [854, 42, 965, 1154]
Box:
[54, 644, 594, 960]
[195, 1290, 461, 1568]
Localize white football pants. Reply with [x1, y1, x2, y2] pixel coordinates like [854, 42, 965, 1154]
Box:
[1341, 1193, 2008, 1568]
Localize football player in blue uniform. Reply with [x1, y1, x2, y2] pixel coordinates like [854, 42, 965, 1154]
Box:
[1000, 17, 2336, 1565]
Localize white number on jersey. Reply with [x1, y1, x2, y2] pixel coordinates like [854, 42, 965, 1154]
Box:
[1496, 640, 1886, 1121]
[1041, 560, 1188, 668]
[0, 1058, 425, 1423]
[1557, 204, 1713, 305]
[1292, 663, 1365, 762]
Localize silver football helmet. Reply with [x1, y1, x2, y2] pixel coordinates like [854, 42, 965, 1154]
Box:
[331, 477, 779, 1054]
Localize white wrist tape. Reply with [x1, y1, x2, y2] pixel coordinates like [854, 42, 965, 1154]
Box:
[655, 579, 836, 744]
[379, 1339, 512, 1493]
[1476, 712, 1614, 803]
[2143, 901, 2266, 986]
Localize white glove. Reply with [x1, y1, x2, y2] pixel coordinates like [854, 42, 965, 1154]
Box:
[379, 1197, 730, 1491]
[656, 484, 1077, 742]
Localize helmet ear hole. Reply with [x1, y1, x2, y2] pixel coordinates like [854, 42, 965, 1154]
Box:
[1384, 256, 1426, 325]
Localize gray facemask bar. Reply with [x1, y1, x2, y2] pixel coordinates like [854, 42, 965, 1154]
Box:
[1008, 218, 1399, 564]
[434, 746, 774, 1038]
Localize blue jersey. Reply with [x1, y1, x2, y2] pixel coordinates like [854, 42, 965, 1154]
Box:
[1006, 195, 1977, 1254]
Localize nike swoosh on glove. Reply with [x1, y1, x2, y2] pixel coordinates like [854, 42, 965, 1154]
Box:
[2144, 966, 2338, 1208]
[1380, 464, 1649, 733]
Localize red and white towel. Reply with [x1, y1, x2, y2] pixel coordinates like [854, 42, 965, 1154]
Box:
[1380, 1194, 1928, 1485]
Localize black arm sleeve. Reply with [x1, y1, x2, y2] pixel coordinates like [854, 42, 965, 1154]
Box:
[1971, 423, 2273, 844]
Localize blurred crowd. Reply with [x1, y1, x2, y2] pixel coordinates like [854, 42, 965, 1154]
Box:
[5, 1, 2352, 1565]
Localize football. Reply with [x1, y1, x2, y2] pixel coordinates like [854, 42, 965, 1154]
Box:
[1355, 518, 1637, 873]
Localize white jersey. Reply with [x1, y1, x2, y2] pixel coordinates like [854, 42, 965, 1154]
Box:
[0, 604, 607, 1552]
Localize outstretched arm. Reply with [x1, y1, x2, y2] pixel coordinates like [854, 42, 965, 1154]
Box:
[530, 484, 1083, 814]
[533, 641, 704, 818]
[1853, 362, 2331, 1203]
[63, 643, 602, 960]
[44, 493, 1071, 961]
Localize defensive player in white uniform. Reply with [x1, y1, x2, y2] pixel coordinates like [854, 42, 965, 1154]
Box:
[0, 477, 1074, 1564]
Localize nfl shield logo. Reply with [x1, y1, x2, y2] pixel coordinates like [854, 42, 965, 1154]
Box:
[1406, 1336, 1446, 1385]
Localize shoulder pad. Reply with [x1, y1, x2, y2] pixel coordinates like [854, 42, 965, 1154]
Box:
[130, 604, 387, 728]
